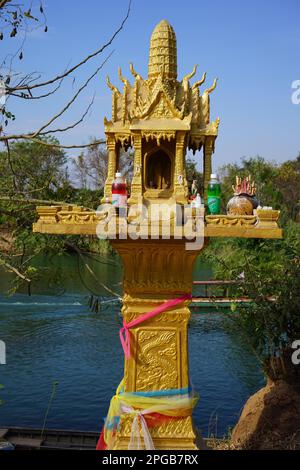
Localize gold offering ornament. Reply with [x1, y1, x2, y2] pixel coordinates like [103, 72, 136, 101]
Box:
[227, 175, 258, 216]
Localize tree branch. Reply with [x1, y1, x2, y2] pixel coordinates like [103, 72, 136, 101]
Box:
[65, 241, 121, 299]
[0, 53, 112, 143]
[0, 204, 35, 216]
[0, 196, 70, 205]
[6, 0, 131, 92]
[0, 259, 31, 283]
[9, 78, 64, 100]
[0, 0, 11, 9]
[39, 94, 95, 136]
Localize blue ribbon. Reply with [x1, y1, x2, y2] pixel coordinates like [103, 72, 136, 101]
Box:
[126, 387, 191, 397]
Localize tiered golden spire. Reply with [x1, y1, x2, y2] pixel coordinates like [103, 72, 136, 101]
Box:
[104, 19, 220, 158]
[148, 19, 177, 81]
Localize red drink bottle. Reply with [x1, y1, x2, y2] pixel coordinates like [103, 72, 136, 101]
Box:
[112, 172, 127, 215]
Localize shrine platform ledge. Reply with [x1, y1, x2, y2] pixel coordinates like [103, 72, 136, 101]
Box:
[32, 205, 283, 239]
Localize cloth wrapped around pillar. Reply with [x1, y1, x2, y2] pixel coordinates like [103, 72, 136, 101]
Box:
[97, 380, 199, 450]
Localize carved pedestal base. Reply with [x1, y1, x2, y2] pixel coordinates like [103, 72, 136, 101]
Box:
[108, 239, 202, 450]
[114, 417, 198, 450]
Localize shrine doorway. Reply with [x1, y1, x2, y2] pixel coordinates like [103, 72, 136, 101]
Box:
[145, 149, 172, 192]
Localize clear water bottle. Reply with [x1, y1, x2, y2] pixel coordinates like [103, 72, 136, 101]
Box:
[207, 173, 221, 214]
[112, 172, 127, 215]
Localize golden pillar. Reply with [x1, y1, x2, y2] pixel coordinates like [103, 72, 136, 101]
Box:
[128, 133, 143, 205]
[111, 238, 202, 450]
[174, 131, 187, 204]
[103, 134, 118, 201]
[203, 138, 214, 201]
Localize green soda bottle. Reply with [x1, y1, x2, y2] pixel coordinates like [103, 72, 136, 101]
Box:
[207, 173, 221, 214]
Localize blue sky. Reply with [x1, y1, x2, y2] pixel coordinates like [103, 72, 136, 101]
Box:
[3, 0, 300, 171]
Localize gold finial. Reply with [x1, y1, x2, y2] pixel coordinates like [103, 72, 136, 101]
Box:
[106, 75, 120, 94]
[118, 67, 130, 87]
[192, 71, 207, 90]
[130, 63, 143, 80]
[204, 77, 218, 94]
[148, 19, 177, 81]
[182, 65, 198, 83]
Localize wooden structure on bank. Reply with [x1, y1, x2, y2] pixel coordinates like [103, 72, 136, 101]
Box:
[33, 20, 282, 450]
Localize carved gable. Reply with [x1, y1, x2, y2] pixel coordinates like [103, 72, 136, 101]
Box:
[142, 90, 182, 119]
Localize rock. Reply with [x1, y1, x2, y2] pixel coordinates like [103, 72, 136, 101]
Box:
[231, 380, 300, 449]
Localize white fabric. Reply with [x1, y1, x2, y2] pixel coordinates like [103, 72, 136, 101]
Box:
[121, 405, 155, 450]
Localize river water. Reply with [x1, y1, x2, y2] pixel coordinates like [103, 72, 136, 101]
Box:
[0, 254, 264, 438]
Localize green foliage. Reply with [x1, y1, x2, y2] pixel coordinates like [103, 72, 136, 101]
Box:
[275, 155, 300, 222]
[203, 222, 300, 382]
[0, 138, 111, 293]
[0, 136, 67, 197]
[72, 188, 103, 209]
[76, 237, 113, 255]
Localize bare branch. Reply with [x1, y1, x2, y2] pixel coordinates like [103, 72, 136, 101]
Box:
[6, 0, 131, 92]
[0, 183, 54, 195]
[39, 95, 95, 136]
[0, 259, 31, 284]
[30, 53, 113, 138]
[9, 78, 64, 100]
[0, 196, 71, 205]
[1, 53, 112, 143]
[5, 140, 18, 190]
[0, 204, 35, 216]
[2, 137, 106, 150]
[0, 0, 11, 9]
[65, 241, 121, 299]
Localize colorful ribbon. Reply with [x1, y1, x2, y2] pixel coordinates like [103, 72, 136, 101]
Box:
[119, 294, 192, 358]
[97, 293, 195, 450]
[97, 379, 198, 450]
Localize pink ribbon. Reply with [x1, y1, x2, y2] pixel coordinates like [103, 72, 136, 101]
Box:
[119, 294, 192, 358]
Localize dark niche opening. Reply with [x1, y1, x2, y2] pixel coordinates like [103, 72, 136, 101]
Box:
[146, 150, 172, 190]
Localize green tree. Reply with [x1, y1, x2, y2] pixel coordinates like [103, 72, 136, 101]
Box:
[0, 136, 67, 198]
[275, 155, 300, 222]
[203, 222, 300, 386]
[0, 137, 112, 293]
[219, 156, 280, 211]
